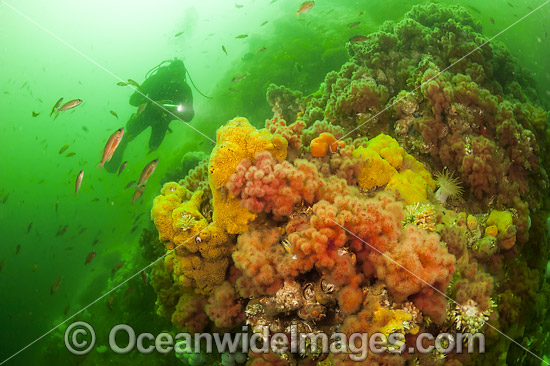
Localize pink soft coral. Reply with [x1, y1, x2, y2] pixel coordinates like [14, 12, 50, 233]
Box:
[171, 292, 208, 333]
[265, 116, 305, 152]
[376, 225, 455, 303]
[205, 281, 245, 328]
[232, 228, 296, 297]
[227, 152, 323, 217]
[286, 192, 404, 277]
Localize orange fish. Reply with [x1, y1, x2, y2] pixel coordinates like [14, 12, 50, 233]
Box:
[51, 276, 62, 294]
[141, 270, 147, 285]
[132, 185, 146, 205]
[57, 99, 83, 112]
[85, 251, 96, 265]
[97, 128, 124, 169]
[137, 159, 159, 187]
[296, 1, 314, 15]
[75, 170, 84, 196]
[349, 35, 369, 43]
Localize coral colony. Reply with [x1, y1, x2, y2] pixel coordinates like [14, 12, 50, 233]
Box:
[148, 4, 548, 365]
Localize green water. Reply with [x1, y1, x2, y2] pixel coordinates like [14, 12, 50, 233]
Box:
[0, 0, 549, 365]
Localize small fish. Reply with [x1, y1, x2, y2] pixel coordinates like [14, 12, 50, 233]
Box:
[50, 97, 63, 117]
[111, 261, 125, 276]
[296, 1, 315, 15]
[107, 296, 115, 311]
[348, 21, 360, 28]
[55, 201, 59, 214]
[85, 252, 96, 265]
[132, 185, 146, 204]
[82, 126, 89, 133]
[57, 99, 83, 112]
[130, 225, 138, 233]
[228, 87, 240, 93]
[38, 179, 45, 184]
[97, 127, 124, 169]
[490, 17, 495, 24]
[257, 47, 267, 53]
[137, 159, 159, 187]
[118, 161, 128, 176]
[222, 45, 228, 56]
[2, 194, 9, 204]
[56, 225, 69, 237]
[27, 222, 33, 233]
[127, 79, 140, 88]
[136, 103, 147, 117]
[110, 110, 118, 119]
[260, 21, 268, 26]
[134, 212, 145, 222]
[51, 277, 62, 294]
[32, 111, 40, 117]
[174, 31, 184, 37]
[349, 35, 369, 43]
[92, 238, 99, 246]
[235, 34, 248, 39]
[141, 270, 147, 285]
[125, 180, 137, 189]
[235, 4, 243, 8]
[232, 72, 250, 82]
[64, 305, 70, 316]
[65, 246, 74, 251]
[16, 244, 21, 255]
[58, 144, 70, 154]
[75, 170, 84, 196]
[468, 5, 481, 13]
[32, 264, 38, 272]
[0, 260, 5, 271]
[66, 152, 76, 157]
[124, 287, 134, 297]
[507, 2, 514, 7]
[116, 81, 128, 86]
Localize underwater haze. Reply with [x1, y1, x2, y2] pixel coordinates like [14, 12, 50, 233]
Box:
[1, 0, 550, 365]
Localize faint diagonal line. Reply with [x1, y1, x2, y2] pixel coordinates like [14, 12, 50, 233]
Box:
[0, 0, 216, 144]
[334, 0, 550, 145]
[329, 218, 548, 365]
[0, 222, 215, 365]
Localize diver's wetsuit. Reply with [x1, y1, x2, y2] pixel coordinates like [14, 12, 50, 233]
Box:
[105, 59, 194, 173]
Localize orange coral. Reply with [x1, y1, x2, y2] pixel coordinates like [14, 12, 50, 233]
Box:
[171, 291, 208, 333]
[310, 132, 345, 157]
[205, 281, 245, 329]
[232, 228, 296, 297]
[376, 225, 455, 303]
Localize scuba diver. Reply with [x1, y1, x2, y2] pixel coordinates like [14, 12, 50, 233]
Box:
[105, 58, 194, 173]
